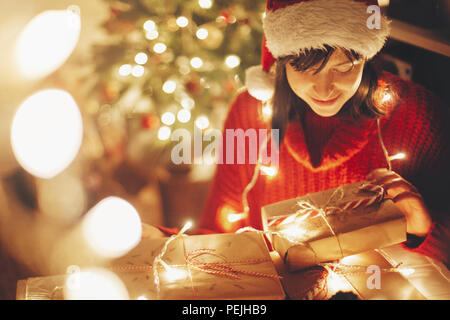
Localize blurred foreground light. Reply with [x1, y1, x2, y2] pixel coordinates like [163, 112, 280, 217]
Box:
[15, 7, 81, 79]
[131, 65, 145, 77]
[143, 19, 156, 32]
[162, 80, 177, 93]
[161, 112, 175, 125]
[82, 197, 142, 258]
[11, 89, 83, 179]
[260, 165, 278, 177]
[64, 267, 129, 300]
[118, 64, 132, 76]
[190, 57, 203, 69]
[196, 28, 208, 40]
[199, 0, 213, 9]
[176, 16, 189, 28]
[195, 116, 209, 130]
[389, 152, 406, 161]
[153, 42, 167, 54]
[225, 55, 240, 68]
[134, 52, 148, 65]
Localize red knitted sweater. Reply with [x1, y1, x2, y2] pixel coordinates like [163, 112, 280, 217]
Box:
[194, 71, 450, 266]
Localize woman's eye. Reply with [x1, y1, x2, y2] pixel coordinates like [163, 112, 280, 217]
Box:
[334, 64, 354, 73]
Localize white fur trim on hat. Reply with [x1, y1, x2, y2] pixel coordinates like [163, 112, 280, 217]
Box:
[263, 0, 391, 59]
[245, 65, 274, 102]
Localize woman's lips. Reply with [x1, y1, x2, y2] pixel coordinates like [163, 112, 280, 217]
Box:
[311, 95, 340, 107]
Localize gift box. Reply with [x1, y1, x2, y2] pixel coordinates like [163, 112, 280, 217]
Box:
[262, 181, 407, 271]
[17, 232, 285, 300]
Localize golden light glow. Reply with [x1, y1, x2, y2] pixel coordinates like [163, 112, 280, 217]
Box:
[143, 20, 156, 32]
[82, 197, 142, 258]
[399, 268, 415, 277]
[225, 55, 240, 68]
[382, 92, 392, 103]
[64, 267, 129, 300]
[10, 89, 83, 179]
[389, 152, 406, 161]
[161, 112, 176, 125]
[118, 64, 132, 76]
[15, 7, 81, 79]
[153, 42, 167, 54]
[181, 97, 195, 109]
[134, 52, 148, 65]
[179, 220, 193, 234]
[177, 109, 191, 123]
[190, 57, 203, 69]
[196, 28, 208, 39]
[227, 213, 246, 223]
[195, 115, 210, 130]
[199, 0, 213, 9]
[162, 80, 177, 93]
[145, 30, 159, 40]
[176, 16, 189, 28]
[157, 126, 171, 140]
[260, 165, 278, 177]
[131, 65, 145, 77]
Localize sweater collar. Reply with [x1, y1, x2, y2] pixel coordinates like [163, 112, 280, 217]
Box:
[283, 109, 378, 172]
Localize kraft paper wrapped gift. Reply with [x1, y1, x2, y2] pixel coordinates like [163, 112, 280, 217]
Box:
[110, 232, 285, 300]
[261, 181, 407, 271]
[17, 232, 285, 300]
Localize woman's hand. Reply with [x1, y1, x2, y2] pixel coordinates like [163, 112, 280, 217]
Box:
[141, 223, 165, 238]
[367, 168, 432, 237]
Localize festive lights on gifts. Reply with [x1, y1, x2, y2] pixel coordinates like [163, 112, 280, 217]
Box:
[81, 197, 142, 259]
[64, 267, 129, 300]
[10, 89, 83, 179]
[15, 6, 81, 79]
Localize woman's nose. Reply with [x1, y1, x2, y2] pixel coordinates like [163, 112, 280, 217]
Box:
[312, 73, 335, 99]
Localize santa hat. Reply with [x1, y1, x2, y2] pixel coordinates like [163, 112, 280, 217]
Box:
[246, 0, 391, 101]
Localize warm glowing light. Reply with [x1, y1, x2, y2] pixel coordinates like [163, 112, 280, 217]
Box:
[162, 80, 177, 93]
[260, 165, 278, 177]
[399, 268, 415, 277]
[143, 20, 156, 31]
[196, 28, 208, 39]
[378, 0, 390, 7]
[225, 55, 240, 68]
[326, 270, 353, 293]
[382, 92, 392, 103]
[15, 7, 81, 79]
[64, 267, 129, 300]
[199, 0, 213, 9]
[137, 295, 148, 300]
[158, 126, 171, 140]
[161, 112, 175, 125]
[176, 16, 189, 28]
[11, 89, 83, 179]
[389, 152, 406, 161]
[82, 197, 142, 258]
[145, 30, 159, 40]
[180, 220, 193, 234]
[280, 225, 306, 239]
[160, 260, 188, 282]
[190, 57, 203, 69]
[153, 42, 167, 54]
[195, 116, 210, 130]
[131, 65, 145, 77]
[181, 97, 195, 110]
[227, 213, 246, 223]
[118, 64, 132, 76]
[134, 52, 148, 65]
[177, 109, 191, 123]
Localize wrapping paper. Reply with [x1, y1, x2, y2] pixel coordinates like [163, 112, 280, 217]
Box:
[261, 181, 407, 271]
[110, 232, 285, 300]
[17, 233, 285, 300]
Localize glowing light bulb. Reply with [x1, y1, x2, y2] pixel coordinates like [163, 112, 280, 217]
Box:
[399, 268, 415, 276]
[227, 213, 246, 223]
[143, 20, 156, 31]
[177, 109, 191, 123]
[161, 112, 175, 125]
[389, 152, 406, 161]
[199, 0, 213, 9]
[153, 42, 167, 54]
[196, 28, 208, 40]
[195, 116, 209, 130]
[162, 80, 177, 93]
[134, 52, 148, 65]
[145, 30, 159, 40]
[131, 65, 145, 77]
[180, 220, 193, 234]
[225, 55, 240, 68]
[11, 89, 83, 179]
[118, 64, 132, 76]
[181, 97, 195, 109]
[190, 57, 203, 69]
[64, 267, 129, 300]
[82, 197, 142, 258]
[176, 16, 189, 28]
[15, 7, 81, 79]
[260, 165, 278, 177]
[382, 92, 392, 103]
[158, 126, 171, 140]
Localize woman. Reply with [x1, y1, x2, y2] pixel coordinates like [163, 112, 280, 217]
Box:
[149, 0, 450, 266]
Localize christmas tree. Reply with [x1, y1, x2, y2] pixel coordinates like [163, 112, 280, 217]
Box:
[84, 0, 265, 170]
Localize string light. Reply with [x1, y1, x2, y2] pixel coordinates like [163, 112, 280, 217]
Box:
[145, 30, 159, 40]
[158, 126, 171, 140]
[388, 152, 406, 161]
[176, 16, 189, 28]
[199, 0, 213, 9]
[190, 57, 203, 69]
[195, 115, 210, 130]
[382, 92, 392, 103]
[161, 111, 175, 125]
[131, 65, 145, 77]
[134, 52, 148, 65]
[225, 55, 241, 68]
[143, 20, 156, 32]
[10, 89, 83, 179]
[260, 165, 278, 177]
[227, 213, 246, 223]
[162, 80, 177, 93]
[153, 42, 167, 53]
[118, 64, 132, 76]
[177, 109, 191, 123]
[196, 28, 208, 39]
[15, 6, 81, 79]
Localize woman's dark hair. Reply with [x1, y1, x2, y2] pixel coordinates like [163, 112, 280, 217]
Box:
[271, 45, 385, 143]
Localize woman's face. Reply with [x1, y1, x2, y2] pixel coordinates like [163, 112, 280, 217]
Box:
[285, 49, 365, 117]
